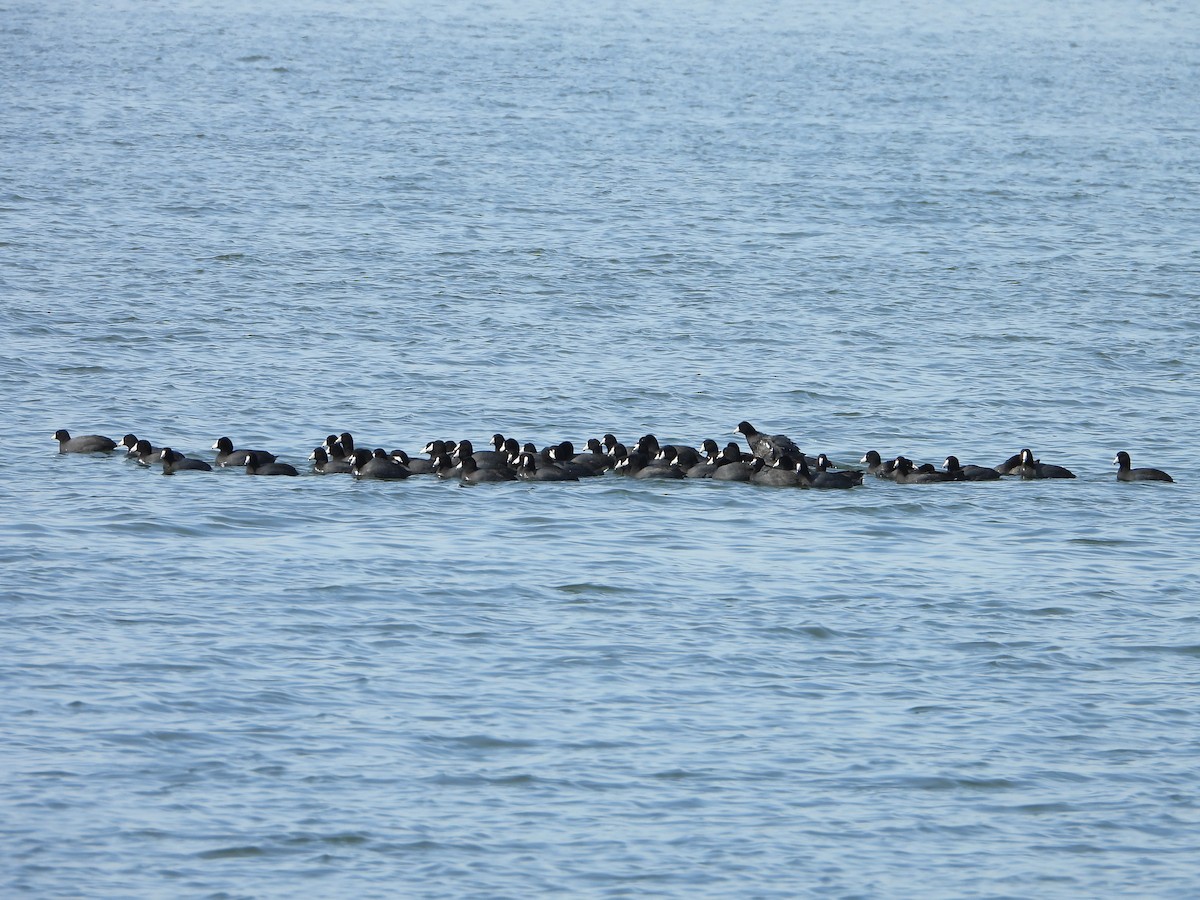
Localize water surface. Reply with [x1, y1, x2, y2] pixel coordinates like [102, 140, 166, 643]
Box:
[4, 1, 1200, 896]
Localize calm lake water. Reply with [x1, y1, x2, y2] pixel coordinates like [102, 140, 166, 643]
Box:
[4, 0, 1200, 896]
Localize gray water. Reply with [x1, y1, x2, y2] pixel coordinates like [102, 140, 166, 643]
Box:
[4, 0, 1200, 896]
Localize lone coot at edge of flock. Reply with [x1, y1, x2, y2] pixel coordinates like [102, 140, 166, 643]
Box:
[1114, 451, 1173, 483]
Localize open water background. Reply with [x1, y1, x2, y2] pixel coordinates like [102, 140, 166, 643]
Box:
[3, 0, 1200, 896]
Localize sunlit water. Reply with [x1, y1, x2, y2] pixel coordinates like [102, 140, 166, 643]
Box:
[4, 1, 1200, 896]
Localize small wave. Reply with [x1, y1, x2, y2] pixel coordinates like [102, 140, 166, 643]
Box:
[197, 845, 265, 860]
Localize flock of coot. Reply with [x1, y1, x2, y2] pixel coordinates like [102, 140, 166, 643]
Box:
[53, 422, 1175, 485]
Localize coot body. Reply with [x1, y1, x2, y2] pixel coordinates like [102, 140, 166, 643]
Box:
[160, 448, 213, 474]
[244, 450, 298, 476]
[1114, 451, 1173, 483]
[54, 429, 116, 454]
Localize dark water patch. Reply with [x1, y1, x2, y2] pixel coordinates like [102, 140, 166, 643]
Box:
[426, 734, 540, 751]
[196, 845, 266, 860]
[429, 773, 541, 787]
[899, 775, 1024, 792]
[1125, 644, 1200, 658]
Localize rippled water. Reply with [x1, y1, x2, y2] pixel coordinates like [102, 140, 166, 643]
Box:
[5, 0, 1200, 896]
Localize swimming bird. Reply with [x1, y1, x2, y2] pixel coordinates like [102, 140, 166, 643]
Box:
[1113, 451, 1173, 483]
[389, 449, 435, 475]
[54, 429, 116, 454]
[994, 452, 1026, 476]
[520, 441, 556, 467]
[815, 468, 863, 489]
[735, 421, 802, 463]
[611, 443, 649, 477]
[459, 456, 516, 484]
[943, 455, 1001, 481]
[159, 448, 213, 474]
[118, 434, 158, 458]
[213, 437, 276, 468]
[891, 456, 951, 484]
[127, 439, 163, 466]
[1011, 449, 1075, 480]
[420, 439, 452, 470]
[349, 448, 410, 480]
[244, 450, 298, 476]
[310, 446, 353, 474]
[816, 454, 863, 478]
[750, 455, 802, 487]
[548, 441, 608, 477]
[813, 454, 864, 488]
[685, 439, 722, 478]
[859, 450, 890, 477]
[516, 452, 578, 482]
[711, 445, 754, 482]
[454, 438, 508, 470]
[428, 450, 458, 479]
[500, 437, 524, 465]
[635, 445, 686, 479]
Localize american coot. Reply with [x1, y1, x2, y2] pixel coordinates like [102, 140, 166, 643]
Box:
[389, 450, 435, 475]
[859, 450, 889, 477]
[428, 451, 458, 479]
[892, 456, 951, 484]
[612, 444, 649, 477]
[581, 438, 616, 473]
[685, 439, 722, 478]
[750, 456, 801, 487]
[310, 446, 353, 474]
[994, 452, 1026, 476]
[813, 455, 864, 488]
[631, 433, 692, 469]
[794, 455, 858, 489]
[712, 445, 754, 482]
[651, 444, 694, 470]
[213, 437, 277, 468]
[349, 449, 410, 480]
[660, 442, 701, 470]
[549, 441, 609, 477]
[943, 455, 1001, 482]
[516, 452, 578, 482]
[244, 450, 298, 476]
[1114, 451, 1173, 483]
[635, 445, 686, 480]
[735, 421, 802, 463]
[1011, 449, 1075, 480]
[421, 440, 451, 468]
[453, 438, 510, 470]
[860, 454, 898, 480]
[159, 448, 213, 474]
[129, 439, 162, 466]
[816, 454, 863, 478]
[119, 434, 158, 458]
[460, 456, 516, 484]
[54, 429, 116, 454]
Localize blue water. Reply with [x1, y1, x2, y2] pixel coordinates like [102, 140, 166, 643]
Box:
[4, 1, 1200, 896]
